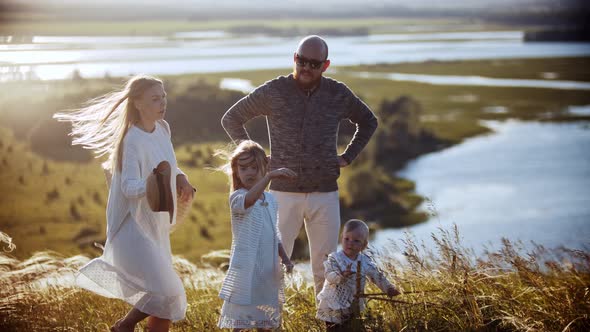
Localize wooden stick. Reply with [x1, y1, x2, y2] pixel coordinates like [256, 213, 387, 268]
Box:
[356, 260, 362, 297]
[364, 296, 442, 306]
[352, 260, 362, 316]
[350, 260, 363, 330]
[359, 289, 442, 297]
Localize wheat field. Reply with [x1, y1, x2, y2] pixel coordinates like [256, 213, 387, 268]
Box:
[1, 226, 588, 332]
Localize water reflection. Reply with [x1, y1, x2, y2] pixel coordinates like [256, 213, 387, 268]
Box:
[374, 120, 590, 253]
[1, 31, 590, 81]
[367, 31, 522, 42]
[346, 71, 590, 90]
[568, 105, 590, 116]
[219, 78, 256, 93]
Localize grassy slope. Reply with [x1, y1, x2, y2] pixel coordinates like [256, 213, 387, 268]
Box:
[1, 228, 589, 331]
[0, 129, 233, 262]
[0, 127, 107, 258]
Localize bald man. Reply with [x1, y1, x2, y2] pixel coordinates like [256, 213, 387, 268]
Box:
[221, 35, 378, 298]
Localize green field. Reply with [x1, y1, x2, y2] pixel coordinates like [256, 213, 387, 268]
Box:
[1, 17, 521, 36]
[0, 129, 233, 263]
[1, 56, 589, 263]
[345, 58, 590, 82]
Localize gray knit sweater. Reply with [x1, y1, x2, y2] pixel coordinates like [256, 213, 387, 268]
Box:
[221, 74, 378, 193]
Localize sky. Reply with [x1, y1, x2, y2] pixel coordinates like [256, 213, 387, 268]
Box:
[2, 0, 584, 22]
[4, 0, 576, 11]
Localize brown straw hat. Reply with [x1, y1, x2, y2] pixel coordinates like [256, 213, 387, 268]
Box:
[146, 160, 174, 223]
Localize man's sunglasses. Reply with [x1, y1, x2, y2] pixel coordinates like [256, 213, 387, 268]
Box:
[295, 54, 325, 70]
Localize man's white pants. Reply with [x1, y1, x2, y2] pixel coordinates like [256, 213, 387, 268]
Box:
[271, 190, 341, 298]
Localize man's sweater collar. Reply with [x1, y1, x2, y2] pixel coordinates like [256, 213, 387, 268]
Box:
[290, 74, 324, 97]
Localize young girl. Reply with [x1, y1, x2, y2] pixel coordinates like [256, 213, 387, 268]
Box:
[54, 75, 195, 332]
[316, 219, 400, 331]
[218, 140, 295, 331]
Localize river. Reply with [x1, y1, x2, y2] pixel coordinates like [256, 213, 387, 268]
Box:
[1, 30, 590, 81]
[374, 119, 590, 253]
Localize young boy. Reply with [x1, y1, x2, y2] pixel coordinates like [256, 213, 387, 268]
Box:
[316, 219, 400, 331]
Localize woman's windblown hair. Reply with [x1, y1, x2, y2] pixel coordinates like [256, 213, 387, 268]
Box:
[53, 75, 163, 172]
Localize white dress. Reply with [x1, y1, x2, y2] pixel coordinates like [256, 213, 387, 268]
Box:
[76, 121, 187, 321]
[218, 190, 283, 329]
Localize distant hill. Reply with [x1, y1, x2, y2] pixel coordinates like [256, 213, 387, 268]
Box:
[525, 27, 590, 42]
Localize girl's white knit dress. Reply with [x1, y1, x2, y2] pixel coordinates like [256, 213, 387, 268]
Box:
[76, 120, 187, 321]
[218, 189, 283, 329]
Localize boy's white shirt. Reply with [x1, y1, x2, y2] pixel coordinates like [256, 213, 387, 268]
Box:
[316, 250, 394, 323]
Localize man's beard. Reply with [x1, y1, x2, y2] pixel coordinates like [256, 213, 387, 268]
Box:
[294, 70, 321, 90]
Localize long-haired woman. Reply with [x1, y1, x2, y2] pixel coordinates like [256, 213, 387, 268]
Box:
[54, 75, 195, 332]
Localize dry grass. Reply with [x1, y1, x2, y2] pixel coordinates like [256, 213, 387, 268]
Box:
[1, 226, 588, 331]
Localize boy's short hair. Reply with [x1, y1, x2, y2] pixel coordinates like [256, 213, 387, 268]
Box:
[342, 219, 369, 238]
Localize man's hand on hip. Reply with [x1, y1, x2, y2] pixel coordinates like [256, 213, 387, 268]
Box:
[338, 155, 349, 168]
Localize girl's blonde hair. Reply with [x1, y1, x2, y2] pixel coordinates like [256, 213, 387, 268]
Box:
[220, 140, 268, 191]
[54, 75, 163, 172]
